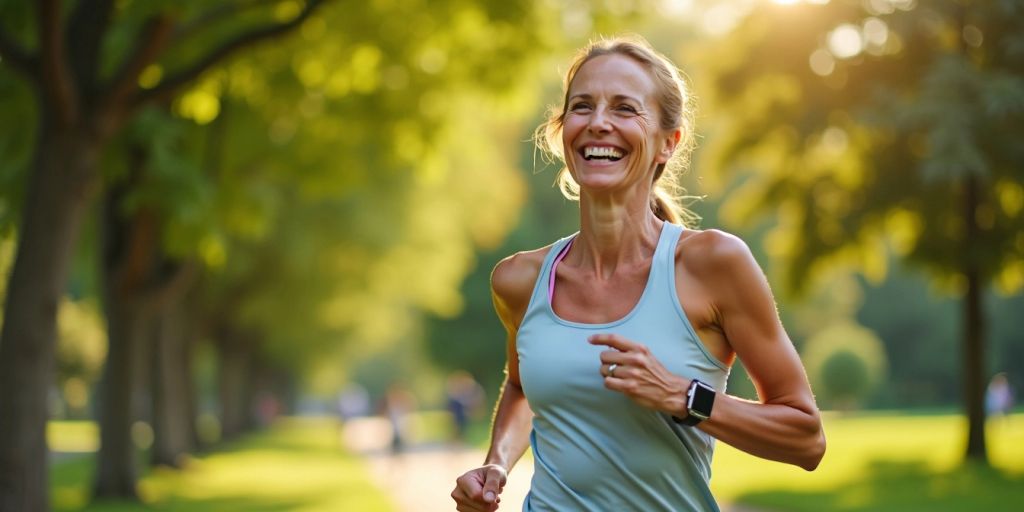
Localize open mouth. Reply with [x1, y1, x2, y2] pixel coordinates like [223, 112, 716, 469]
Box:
[581, 146, 625, 162]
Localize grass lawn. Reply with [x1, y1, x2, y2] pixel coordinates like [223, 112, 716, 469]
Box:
[50, 411, 1024, 511]
[50, 417, 393, 512]
[711, 411, 1024, 511]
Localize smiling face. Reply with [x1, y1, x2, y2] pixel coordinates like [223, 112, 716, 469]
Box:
[561, 53, 679, 196]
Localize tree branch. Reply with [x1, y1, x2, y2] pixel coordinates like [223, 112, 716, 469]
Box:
[0, 25, 37, 78]
[100, 14, 175, 117]
[149, 259, 199, 311]
[67, 0, 114, 100]
[38, 0, 78, 126]
[134, 0, 328, 108]
[171, 0, 280, 44]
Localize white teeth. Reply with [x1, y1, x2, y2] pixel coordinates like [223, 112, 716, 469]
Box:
[583, 146, 624, 159]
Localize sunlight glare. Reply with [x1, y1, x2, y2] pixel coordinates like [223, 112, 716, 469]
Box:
[809, 49, 835, 76]
[863, 18, 888, 46]
[828, 24, 863, 59]
[659, 0, 695, 18]
[702, 3, 745, 36]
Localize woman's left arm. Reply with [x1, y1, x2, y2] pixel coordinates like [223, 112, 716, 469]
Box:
[592, 231, 825, 471]
[695, 232, 825, 470]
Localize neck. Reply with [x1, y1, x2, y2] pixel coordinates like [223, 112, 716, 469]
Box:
[574, 189, 663, 279]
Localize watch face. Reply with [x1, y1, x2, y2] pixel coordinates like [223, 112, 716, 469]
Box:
[689, 382, 715, 417]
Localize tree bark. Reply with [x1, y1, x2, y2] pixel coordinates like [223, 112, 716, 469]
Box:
[217, 331, 256, 441]
[962, 175, 988, 463]
[93, 169, 162, 499]
[93, 290, 148, 499]
[0, 126, 99, 512]
[150, 278, 198, 467]
[0, 3, 328, 507]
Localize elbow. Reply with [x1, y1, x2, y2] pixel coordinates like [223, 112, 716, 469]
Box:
[798, 429, 826, 471]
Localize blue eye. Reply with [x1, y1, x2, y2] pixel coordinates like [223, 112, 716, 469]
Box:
[617, 104, 638, 114]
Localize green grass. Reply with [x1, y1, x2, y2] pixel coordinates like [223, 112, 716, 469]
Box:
[710, 411, 1024, 511]
[51, 411, 1024, 511]
[51, 417, 393, 512]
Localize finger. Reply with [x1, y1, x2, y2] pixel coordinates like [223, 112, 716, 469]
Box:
[600, 363, 614, 378]
[481, 467, 507, 503]
[453, 490, 487, 512]
[589, 333, 642, 352]
[455, 502, 488, 512]
[456, 475, 484, 498]
[598, 349, 632, 365]
[602, 375, 633, 394]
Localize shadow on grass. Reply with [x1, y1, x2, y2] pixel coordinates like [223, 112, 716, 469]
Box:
[737, 460, 1024, 512]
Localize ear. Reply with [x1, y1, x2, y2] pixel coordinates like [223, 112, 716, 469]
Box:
[655, 128, 682, 164]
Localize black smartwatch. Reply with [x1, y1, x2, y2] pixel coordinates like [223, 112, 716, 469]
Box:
[672, 379, 715, 427]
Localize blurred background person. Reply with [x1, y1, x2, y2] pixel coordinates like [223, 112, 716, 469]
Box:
[446, 370, 485, 446]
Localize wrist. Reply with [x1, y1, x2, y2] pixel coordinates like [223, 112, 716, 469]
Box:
[672, 379, 716, 427]
[664, 376, 690, 418]
[483, 455, 510, 472]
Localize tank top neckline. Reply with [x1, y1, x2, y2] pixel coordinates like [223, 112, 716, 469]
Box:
[546, 222, 677, 329]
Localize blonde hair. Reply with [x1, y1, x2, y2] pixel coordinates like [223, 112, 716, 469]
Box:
[534, 35, 698, 226]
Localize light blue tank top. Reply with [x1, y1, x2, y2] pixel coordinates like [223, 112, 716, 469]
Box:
[517, 222, 730, 512]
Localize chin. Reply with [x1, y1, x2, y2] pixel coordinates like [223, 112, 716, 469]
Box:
[572, 161, 642, 192]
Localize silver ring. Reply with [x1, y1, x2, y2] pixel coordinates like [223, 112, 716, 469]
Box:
[607, 363, 618, 378]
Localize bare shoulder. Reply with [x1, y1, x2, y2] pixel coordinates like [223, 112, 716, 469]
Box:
[491, 246, 549, 326]
[676, 228, 758, 275]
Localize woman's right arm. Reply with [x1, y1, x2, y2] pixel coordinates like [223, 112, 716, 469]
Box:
[452, 252, 541, 512]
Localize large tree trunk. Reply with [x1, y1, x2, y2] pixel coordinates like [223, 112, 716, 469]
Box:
[0, 126, 100, 512]
[94, 291, 149, 499]
[150, 281, 197, 468]
[962, 175, 988, 463]
[218, 331, 256, 441]
[93, 154, 162, 499]
[0, 3, 324, 508]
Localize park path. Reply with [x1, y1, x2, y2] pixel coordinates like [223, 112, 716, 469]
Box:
[343, 416, 762, 512]
[342, 416, 532, 511]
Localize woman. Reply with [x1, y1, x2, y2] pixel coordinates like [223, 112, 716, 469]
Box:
[451, 36, 825, 512]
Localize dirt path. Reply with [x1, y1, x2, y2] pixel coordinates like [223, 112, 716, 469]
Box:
[343, 416, 531, 511]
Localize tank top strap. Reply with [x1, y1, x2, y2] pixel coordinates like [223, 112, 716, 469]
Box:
[524, 233, 578, 316]
[650, 222, 684, 294]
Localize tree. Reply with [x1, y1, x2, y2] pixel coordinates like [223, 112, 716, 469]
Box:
[698, 0, 1024, 464]
[0, 1, 327, 508]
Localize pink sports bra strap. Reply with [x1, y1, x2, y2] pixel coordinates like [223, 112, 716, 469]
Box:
[548, 238, 575, 303]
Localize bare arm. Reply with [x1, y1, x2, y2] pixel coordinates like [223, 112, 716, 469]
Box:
[481, 252, 538, 471]
[691, 231, 824, 470]
[453, 252, 541, 511]
[482, 375, 532, 471]
[592, 231, 824, 471]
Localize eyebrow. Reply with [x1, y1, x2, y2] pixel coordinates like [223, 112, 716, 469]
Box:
[568, 93, 643, 104]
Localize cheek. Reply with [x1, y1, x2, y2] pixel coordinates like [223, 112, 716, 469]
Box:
[562, 116, 584, 142]
[625, 120, 653, 176]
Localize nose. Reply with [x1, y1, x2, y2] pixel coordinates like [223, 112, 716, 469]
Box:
[587, 106, 612, 134]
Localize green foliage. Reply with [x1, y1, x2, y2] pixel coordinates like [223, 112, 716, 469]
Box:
[55, 299, 107, 418]
[698, 0, 1024, 294]
[819, 349, 870, 406]
[6, 0, 599, 388]
[0, 67, 35, 235]
[803, 321, 888, 409]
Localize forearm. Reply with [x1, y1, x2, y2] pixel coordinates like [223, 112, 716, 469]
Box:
[698, 392, 825, 471]
[483, 377, 533, 471]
